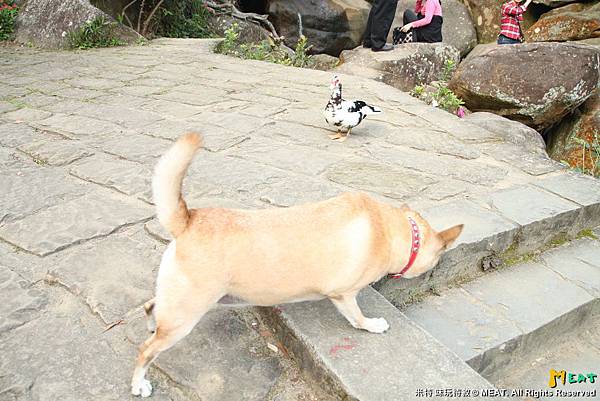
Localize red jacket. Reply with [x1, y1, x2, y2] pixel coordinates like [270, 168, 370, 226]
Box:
[499, 2, 527, 41]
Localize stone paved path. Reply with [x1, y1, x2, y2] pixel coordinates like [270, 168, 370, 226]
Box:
[0, 38, 584, 400]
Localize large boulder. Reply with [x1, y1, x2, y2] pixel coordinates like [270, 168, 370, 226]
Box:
[526, 3, 600, 42]
[547, 91, 600, 174]
[15, 0, 139, 48]
[267, 0, 370, 56]
[336, 43, 460, 92]
[386, 0, 477, 56]
[448, 42, 600, 130]
[531, 0, 580, 7]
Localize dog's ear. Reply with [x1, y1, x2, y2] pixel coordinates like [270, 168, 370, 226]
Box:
[438, 224, 464, 249]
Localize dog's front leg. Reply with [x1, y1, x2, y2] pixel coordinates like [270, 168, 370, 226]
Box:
[329, 293, 389, 334]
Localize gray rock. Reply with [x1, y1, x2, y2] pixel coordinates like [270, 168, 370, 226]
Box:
[268, 0, 371, 56]
[15, 0, 140, 49]
[526, 3, 600, 42]
[449, 42, 600, 130]
[310, 54, 340, 71]
[464, 112, 546, 153]
[337, 43, 460, 92]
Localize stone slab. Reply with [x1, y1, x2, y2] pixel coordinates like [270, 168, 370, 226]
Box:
[0, 166, 89, 224]
[541, 239, 600, 297]
[35, 113, 127, 137]
[534, 172, 600, 228]
[403, 287, 522, 361]
[266, 286, 497, 401]
[2, 107, 52, 123]
[0, 190, 152, 256]
[227, 137, 346, 176]
[0, 122, 43, 148]
[18, 138, 94, 166]
[487, 186, 584, 252]
[69, 154, 153, 200]
[404, 237, 600, 375]
[325, 159, 437, 201]
[0, 265, 48, 333]
[127, 307, 283, 401]
[46, 226, 161, 324]
[463, 262, 593, 334]
[0, 286, 186, 401]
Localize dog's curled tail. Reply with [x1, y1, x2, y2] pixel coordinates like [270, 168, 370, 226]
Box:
[153, 132, 202, 238]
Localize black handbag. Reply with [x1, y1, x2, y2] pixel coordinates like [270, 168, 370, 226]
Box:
[393, 27, 415, 44]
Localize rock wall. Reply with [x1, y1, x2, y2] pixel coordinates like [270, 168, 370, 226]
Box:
[15, 0, 139, 48]
[337, 43, 461, 91]
[268, 0, 371, 56]
[448, 42, 600, 130]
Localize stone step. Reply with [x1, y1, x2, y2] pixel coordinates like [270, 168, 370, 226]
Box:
[375, 172, 600, 307]
[264, 287, 503, 401]
[403, 236, 600, 396]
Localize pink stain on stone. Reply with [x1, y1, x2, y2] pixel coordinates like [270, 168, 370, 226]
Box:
[329, 337, 357, 357]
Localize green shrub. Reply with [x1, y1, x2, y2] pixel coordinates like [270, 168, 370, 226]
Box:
[154, 0, 212, 38]
[67, 16, 125, 49]
[216, 23, 314, 69]
[440, 59, 457, 82]
[0, 2, 18, 41]
[410, 59, 465, 115]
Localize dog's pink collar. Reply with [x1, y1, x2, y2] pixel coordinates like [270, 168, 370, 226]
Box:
[389, 217, 420, 279]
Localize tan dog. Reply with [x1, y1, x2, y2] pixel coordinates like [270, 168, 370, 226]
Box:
[131, 133, 463, 397]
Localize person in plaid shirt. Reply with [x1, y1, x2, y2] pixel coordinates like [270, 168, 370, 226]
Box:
[497, 0, 533, 44]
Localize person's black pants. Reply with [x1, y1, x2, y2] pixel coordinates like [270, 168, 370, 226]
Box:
[403, 9, 420, 25]
[363, 0, 398, 49]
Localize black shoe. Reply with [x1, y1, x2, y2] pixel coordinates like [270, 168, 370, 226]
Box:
[362, 41, 372, 49]
[372, 43, 394, 52]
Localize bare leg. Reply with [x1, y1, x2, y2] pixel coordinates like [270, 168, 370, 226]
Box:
[329, 293, 389, 333]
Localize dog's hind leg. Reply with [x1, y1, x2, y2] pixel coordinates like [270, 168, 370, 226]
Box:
[143, 298, 156, 333]
[131, 288, 222, 397]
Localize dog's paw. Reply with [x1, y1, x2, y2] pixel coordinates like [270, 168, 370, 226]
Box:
[132, 379, 153, 397]
[363, 317, 389, 334]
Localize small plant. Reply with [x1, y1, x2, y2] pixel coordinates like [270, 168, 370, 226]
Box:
[155, 0, 212, 38]
[410, 58, 465, 115]
[290, 34, 313, 68]
[216, 23, 314, 68]
[411, 85, 424, 97]
[67, 16, 125, 50]
[0, 2, 18, 41]
[440, 59, 457, 82]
